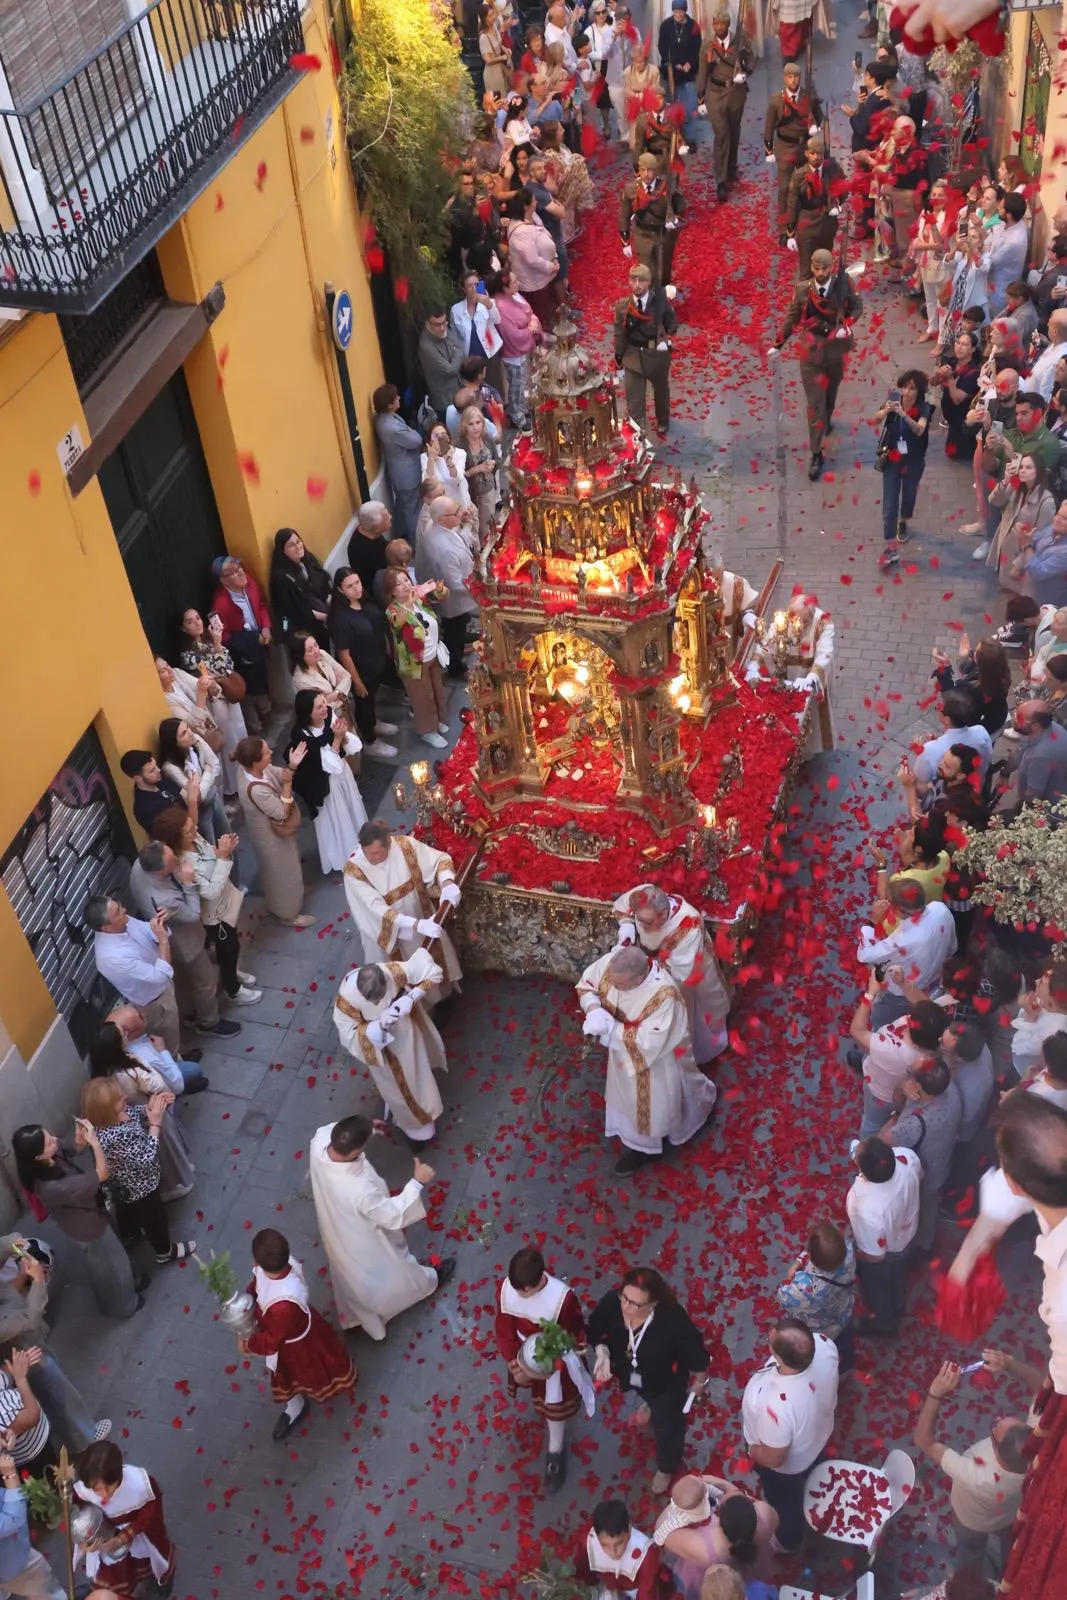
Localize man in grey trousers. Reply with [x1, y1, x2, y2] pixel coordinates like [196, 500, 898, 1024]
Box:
[373, 384, 426, 545]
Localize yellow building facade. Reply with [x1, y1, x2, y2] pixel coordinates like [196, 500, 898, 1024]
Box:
[0, 0, 384, 1077]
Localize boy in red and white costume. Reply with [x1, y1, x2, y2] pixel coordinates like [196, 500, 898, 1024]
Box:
[239, 1227, 356, 1441]
[494, 1245, 592, 1493]
[573, 1499, 672, 1599]
[73, 1441, 175, 1598]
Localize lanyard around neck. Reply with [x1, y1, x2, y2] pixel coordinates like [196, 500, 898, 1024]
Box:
[627, 1309, 654, 1366]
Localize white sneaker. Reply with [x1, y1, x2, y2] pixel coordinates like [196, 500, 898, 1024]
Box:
[236, 969, 256, 986]
[972, 541, 990, 560]
[375, 720, 399, 736]
[230, 985, 262, 1004]
[363, 739, 398, 758]
[437, 722, 450, 736]
[421, 732, 448, 749]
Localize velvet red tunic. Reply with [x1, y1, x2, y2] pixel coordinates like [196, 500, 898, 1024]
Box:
[494, 1276, 587, 1421]
[246, 1298, 357, 1404]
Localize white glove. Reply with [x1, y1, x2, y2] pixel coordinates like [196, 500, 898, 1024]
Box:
[439, 881, 462, 908]
[391, 991, 416, 1018]
[416, 918, 444, 939]
[745, 663, 762, 685]
[833, 326, 850, 339]
[656, 339, 669, 351]
[621, 242, 633, 259]
[741, 609, 758, 631]
[395, 914, 418, 936]
[765, 152, 776, 164]
[697, 104, 708, 117]
[786, 237, 798, 253]
[809, 123, 820, 135]
[380, 1001, 402, 1027]
[795, 673, 818, 693]
[665, 218, 679, 231]
[582, 1005, 615, 1042]
[664, 283, 677, 299]
[732, 72, 747, 83]
[617, 918, 638, 945]
[767, 346, 780, 360]
[828, 206, 841, 218]
[366, 1019, 394, 1048]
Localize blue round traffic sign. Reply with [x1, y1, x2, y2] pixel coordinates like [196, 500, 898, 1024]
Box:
[332, 290, 353, 350]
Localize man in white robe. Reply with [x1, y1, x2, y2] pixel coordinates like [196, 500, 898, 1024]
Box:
[749, 592, 835, 755]
[612, 883, 731, 1067]
[333, 950, 447, 1145]
[309, 1114, 455, 1340]
[715, 566, 760, 655]
[343, 820, 462, 997]
[576, 945, 716, 1177]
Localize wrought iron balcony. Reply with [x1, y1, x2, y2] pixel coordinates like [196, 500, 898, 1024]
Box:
[0, 0, 305, 314]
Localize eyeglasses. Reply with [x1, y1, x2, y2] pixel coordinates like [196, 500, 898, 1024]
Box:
[620, 1292, 651, 1311]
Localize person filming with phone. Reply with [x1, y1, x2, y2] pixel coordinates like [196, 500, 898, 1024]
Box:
[874, 369, 934, 565]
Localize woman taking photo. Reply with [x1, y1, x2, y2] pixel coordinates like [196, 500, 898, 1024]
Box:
[78, 1079, 195, 1267]
[283, 691, 367, 875]
[233, 736, 315, 928]
[327, 568, 398, 758]
[12, 1123, 144, 1320]
[502, 186, 560, 326]
[88, 1021, 195, 1202]
[150, 805, 256, 1010]
[459, 405, 500, 539]
[176, 609, 247, 799]
[931, 329, 982, 460]
[588, 1267, 710, 1496]
[157, 716, 229, 846]
[269, 527, 332, 648]
[653, 1475, 779, 1598]
[491, 268, 543, 429]
[983, 452, 1055, 585]
[933, 631, 1011, 737]
[479, 3, 510, 98]
[421, 421, 473, 514]
[875, 369, 934, 565]
[383, 568, 451, 751]
[289, 632, 352, 720]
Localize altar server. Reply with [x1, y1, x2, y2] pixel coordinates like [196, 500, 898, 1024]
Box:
[333, 952, 447, 1146]
[573, 1499, 671, 1598]
[577, 945, 716, 1176]
[343, 820, 462, 997]
[308, 1115, 455, 1339]
[239, 1228, 356, 1440]
[73, 1441, 175, 1597]
[613, 884, 732, 1068]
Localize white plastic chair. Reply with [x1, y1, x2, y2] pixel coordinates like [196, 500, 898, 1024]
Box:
[780, 1574, 875, 1600]
[803, 1449, 915, 1555]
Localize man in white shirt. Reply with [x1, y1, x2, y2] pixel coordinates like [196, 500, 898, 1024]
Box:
[544, 1, 578, 69]
[86, 894, 182, 1056]
[1029, 308, 1067, 401]
[1012, 966, 1067, 1077]
[912, 689, 993, 786]
[847, 997, 949, 1137]
[847, 1141, 921, 1334]
[740, 1317, 839, 1554]
[856, 880, 957, 1029]
[913, 1359, 1028, 1575]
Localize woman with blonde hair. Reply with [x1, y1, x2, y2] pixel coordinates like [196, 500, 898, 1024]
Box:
[79, 1079, 195, 1266]
[89, 1021, 195, 1202]
[622, 39, 660, 150]
[459, 406, 500, 539]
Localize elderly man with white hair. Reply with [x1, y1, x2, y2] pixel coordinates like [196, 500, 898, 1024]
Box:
[612, 884, 731, 1068]
[750, 592, 835, 756]
[576, 944, 716, 1176]
[345, 500, 393, 597]
[414, 495, 480, 681]
[333, 951, 447, 1146]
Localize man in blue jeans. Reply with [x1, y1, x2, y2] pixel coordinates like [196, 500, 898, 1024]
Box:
[657, 0, 701, 150]
[0, 1441, 66, 1597]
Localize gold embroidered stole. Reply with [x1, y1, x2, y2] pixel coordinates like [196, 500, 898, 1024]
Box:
[597, 977, 674, 1135]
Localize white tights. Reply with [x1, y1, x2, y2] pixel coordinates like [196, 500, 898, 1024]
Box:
[546, 1418, 566, 1454]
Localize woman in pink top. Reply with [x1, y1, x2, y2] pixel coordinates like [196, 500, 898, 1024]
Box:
[503, 189, 560, 327]
[491, 267, 544, 428]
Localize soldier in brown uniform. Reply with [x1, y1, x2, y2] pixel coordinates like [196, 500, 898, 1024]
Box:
[633, 86, 674, 164]
[769, 248, 863, 481]
[784, 138, 845, 280]
[696, 7, 755, 203]
[614, 262, 678, 440]
[764, 61, 824, 247]
[619, 153, 687, 288]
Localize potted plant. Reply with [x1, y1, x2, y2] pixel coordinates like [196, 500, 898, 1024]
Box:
[19, 1472, 62, 1529]
[195, 1248, 257, 1337]
[953, 803, 1067, 962]
[517, 1318, 578, 1381]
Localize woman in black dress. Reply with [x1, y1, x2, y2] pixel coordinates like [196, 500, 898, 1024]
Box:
[931, 329, 982, 461]
[328, 567, 397, 758]
[588, 1267, 710, 1495]
[269, 528, 332, 648]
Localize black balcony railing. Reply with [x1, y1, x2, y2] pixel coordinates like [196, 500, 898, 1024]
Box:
[0, 0, 304, 314]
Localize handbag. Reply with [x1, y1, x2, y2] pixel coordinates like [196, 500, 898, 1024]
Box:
[270, 806, 302, 838]
[216, 671, 246, 704]
[200, 723, 226, 755]
[873, 419, 893, 473]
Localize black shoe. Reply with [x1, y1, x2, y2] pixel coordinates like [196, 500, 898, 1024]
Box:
[544, 1449, 567, 1494]
[717, 183, 728, 202]
[198, 1018, 242, 1037]
[825, 418, 834, 434]
[808, 452, 824, 481]
[777, 232, 788, 247]
[614, 1148, 658, 1176]
[156, 1579, 174, 1597]
[181, 1077, 210, 1095]
[132, 1293, 147, 1314]
[853, 1314, 899, 1338]
[182, 1048, 204, 1063]
[272, 1404, 307, 1441]
[133, 1273, 150, 1293]
[404, 1132, 437, 1153]
[433, 1257, 457, 1288]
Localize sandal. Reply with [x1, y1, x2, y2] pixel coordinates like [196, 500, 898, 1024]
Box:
[157, 1240, 197, 1264]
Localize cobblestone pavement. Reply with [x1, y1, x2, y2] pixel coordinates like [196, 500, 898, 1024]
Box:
[37, 22, 1047, 1600]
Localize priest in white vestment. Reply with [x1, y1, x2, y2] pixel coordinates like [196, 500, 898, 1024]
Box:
[612, 884, 731, 1067]
[576, 945, 716, 1176]
[749, 592, 835, 756]
[333, 950, 447, 1145]
[343, 819, 462, 996]
[309, 1115, 455, 1339]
